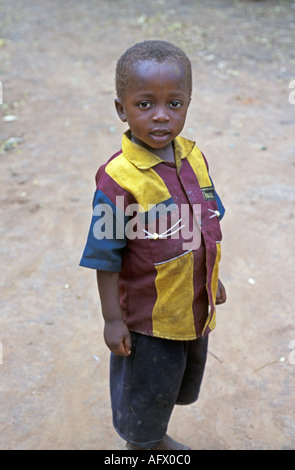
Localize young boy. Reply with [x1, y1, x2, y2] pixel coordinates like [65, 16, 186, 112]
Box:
[80, 40, 226, 450]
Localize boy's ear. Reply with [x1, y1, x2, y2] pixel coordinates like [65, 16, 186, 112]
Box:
[115, 98, 127, 122]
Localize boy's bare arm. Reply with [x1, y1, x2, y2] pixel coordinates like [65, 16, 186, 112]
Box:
[96, 270, 131, 357]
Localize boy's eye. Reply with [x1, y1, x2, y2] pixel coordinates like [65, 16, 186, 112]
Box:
[137, 101, 152, 109]
[169, 101, 182, 109]
[136, 100, 183, 109]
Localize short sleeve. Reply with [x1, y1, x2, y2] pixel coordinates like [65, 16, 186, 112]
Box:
[202, 152, 225, 221]
[79, 189, 128, 272]
[208, 175, 225, 221]
[214, 189, 225, 221]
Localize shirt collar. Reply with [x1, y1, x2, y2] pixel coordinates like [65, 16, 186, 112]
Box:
[121, 130, 195, 170]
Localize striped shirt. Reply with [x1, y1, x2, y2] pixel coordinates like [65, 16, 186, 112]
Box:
[80, 131, 224, 340]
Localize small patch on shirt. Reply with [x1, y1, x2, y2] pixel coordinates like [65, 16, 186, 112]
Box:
[201, 186, 215, 201]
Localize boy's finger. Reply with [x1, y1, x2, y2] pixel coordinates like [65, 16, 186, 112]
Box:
[112, 342, 127, 357]
[216, 284, 227, 304]
[123, 333, 132, 356]
[112, 337, 131, 357]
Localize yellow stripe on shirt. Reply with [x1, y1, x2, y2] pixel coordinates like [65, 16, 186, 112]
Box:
[152, 250, 196, 340]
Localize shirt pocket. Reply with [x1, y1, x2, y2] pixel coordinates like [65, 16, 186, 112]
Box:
[141, 201, 201, 264]
[152, 250, 197, 340]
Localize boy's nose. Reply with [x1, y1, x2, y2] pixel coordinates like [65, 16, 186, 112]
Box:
[152, 106, 170, 122]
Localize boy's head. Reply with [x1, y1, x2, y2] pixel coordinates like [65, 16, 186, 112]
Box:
[115, 41, 192, 153]
[115, 40, 192, 101]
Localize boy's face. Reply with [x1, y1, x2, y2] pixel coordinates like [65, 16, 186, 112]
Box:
[115, 60, 191, 152]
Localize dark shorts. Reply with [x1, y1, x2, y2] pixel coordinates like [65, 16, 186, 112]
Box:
[110, 331, 208, 448]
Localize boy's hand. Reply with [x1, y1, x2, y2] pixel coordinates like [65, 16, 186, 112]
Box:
[96, 271, 132, 357]
[104, 319, 132, 357]
[216, 279, 227, 305]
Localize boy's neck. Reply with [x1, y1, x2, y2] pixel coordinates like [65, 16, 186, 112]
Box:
[131, 133, 175, 163]
[152, 143, 175, 163]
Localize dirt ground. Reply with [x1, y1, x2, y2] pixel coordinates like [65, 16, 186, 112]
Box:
[0, 0, 295, 451]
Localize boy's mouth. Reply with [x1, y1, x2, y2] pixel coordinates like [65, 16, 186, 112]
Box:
[150, 129, 170, 136]
[149, 129, 171, 142]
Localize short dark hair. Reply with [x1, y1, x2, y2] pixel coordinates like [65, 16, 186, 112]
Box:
[115, 40, 192, 100]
